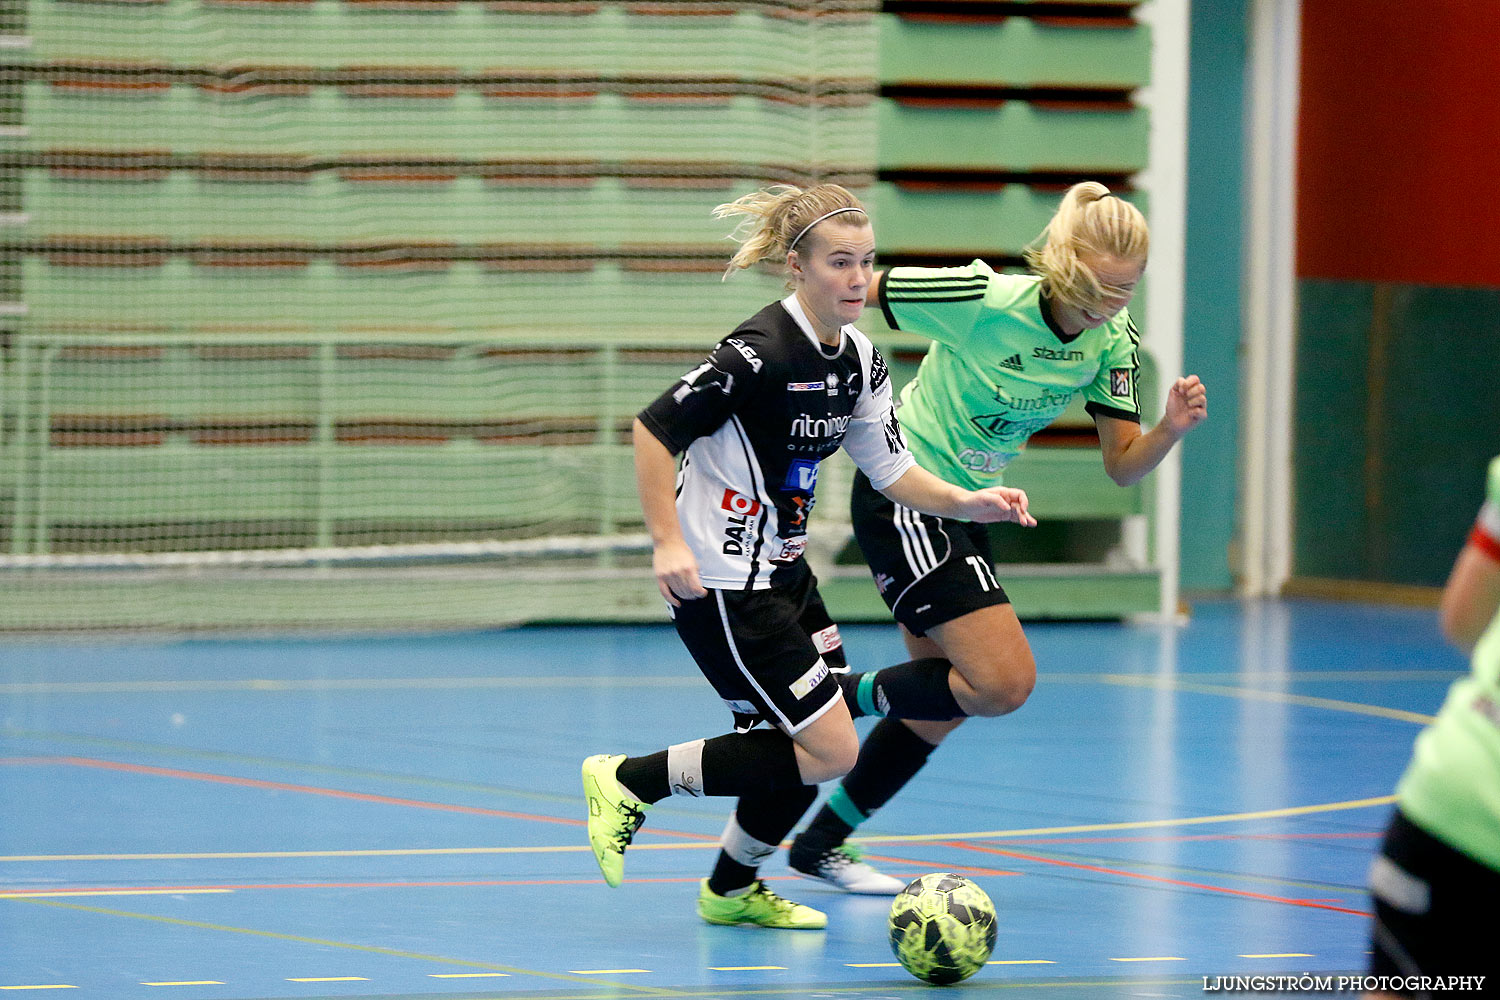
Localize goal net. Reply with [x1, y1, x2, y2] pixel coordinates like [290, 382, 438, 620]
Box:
[0, 0, 876, 631]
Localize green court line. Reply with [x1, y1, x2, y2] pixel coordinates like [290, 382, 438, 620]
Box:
[2, 898, 683, 997]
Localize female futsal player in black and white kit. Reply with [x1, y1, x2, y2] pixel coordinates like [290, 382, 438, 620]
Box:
[582, 184, 1036, 929]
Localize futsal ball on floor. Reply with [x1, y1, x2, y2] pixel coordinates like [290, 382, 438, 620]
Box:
[887, 873, 997, 985]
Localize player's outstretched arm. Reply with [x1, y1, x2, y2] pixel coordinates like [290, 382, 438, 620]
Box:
[1439, 459, 1500, 653]
[1096, 375, 1208, 487]
[880, 465, 1037, 526]
[632, 418, 706, 606]
[1439, 545, 1500, 654]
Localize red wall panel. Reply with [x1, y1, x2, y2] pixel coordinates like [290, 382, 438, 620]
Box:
[1297, 1, 1500, 287]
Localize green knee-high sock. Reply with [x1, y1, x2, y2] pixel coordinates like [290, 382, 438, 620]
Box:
[797, 718, 938, 847]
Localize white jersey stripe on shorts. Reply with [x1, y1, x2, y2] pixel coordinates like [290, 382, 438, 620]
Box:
[894, 503, 938, 576]
[893, 504, 924, 575]
[909, 505, 940, 569]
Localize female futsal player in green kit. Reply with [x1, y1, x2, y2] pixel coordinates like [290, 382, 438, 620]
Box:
[787, 181, 1210, 893]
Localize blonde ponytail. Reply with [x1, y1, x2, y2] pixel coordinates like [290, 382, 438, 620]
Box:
[713, 184, 868, 281]
[1023, 181, 1149, 310]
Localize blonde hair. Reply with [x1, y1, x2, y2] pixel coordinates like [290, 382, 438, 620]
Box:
[1023, 181, 1149, 311]
[713, 184, 869, 282]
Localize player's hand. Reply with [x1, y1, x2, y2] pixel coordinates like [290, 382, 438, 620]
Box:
[653, 539, 707, 607]
[961, 486, 1037, 527]
[1164, 375, 1207, 436]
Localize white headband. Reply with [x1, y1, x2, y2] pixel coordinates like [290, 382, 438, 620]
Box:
[788, 206, 864, 252]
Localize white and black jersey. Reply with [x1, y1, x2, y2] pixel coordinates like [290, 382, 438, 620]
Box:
[639, 294, 915, 591]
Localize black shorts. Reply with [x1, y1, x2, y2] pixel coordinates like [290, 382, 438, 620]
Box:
[670, 559, 847, 735]
[1368, 809, 1500, 990]
[850, 471, 1010, 638]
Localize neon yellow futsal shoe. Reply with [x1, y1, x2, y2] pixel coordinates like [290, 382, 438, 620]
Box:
[696, 880, 828, 930]
[582, 753, 648, 888]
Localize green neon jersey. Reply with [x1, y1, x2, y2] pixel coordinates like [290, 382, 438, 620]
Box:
[877, 261, 1141, 491]
[1396, 456, 1500, 870]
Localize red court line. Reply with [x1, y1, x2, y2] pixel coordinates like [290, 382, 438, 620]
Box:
[30, 756, 720, 842]
[4, 877, 709, 894]
[862, 853, 1020, 878]
[946, 841, 1369, 916]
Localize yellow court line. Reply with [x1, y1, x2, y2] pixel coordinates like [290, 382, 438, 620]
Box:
[709, 967, 786, 972]
[287, 978, 368, 983]
[141, 984, 224, 988]
[1241, 953, 1314, 959]
[1099, 674, 1437, 725]
[1110, 957, 1186, 963]
[0, 794, 1398, 865]
[852, 794, 1398, 844]
[988, 960, 1056, 966]
[570, 970, 652, 975]
[0, 989, 77, 993]
[2, 898, 683, 997]
[1053, 670, 1459, 684]
[429, 973, 510, 978]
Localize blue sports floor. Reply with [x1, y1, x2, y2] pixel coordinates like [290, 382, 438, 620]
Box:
[0, 599, 1459, 999]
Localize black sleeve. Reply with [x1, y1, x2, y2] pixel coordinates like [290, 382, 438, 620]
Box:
[1085, 401, 1142, 424]
[637, 337, 763, 456]
[877, 270, 901, 331]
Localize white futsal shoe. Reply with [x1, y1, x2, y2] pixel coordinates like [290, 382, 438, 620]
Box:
[788, 839, 904, 895]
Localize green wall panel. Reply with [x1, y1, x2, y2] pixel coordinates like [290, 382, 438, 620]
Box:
[1295, 280, 1500, 586]
[878, 14, 1149, 88]
[1179, 0, 1246, 592]
[877, 99, 1148, 173]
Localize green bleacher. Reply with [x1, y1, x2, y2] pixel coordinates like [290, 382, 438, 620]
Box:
[0, 0, 1161, 630]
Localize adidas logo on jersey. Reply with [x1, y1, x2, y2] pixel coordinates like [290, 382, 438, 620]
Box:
[998, 353, 1025, 371]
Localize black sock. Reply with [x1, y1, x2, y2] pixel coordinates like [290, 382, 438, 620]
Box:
[842, 658, 965, 721]
[708, 784, 818, 896]
[701, 729, 803, 796]
[707, 853, 760, 897]
[797, 718, 939, 851]
[615, 750, 669, 803]
[615, 729, 804, 805]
